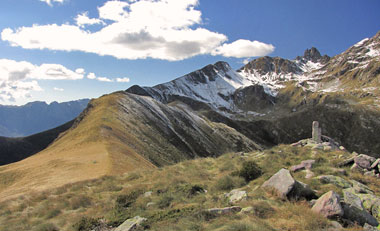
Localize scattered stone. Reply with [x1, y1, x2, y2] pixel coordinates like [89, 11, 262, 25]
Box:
[290, 160, 315, 172]
[114, 216, 147, 231]
[311, 191, 344, 219]
[324, 146, 332, 151]
[339, 146, 346, 151]
[354, 154, 376, 170]
[312, 144, 324, 150]
[207, 206, 242, 215]
[225, 189, 248, 204]
[239, 206, 254, 214]
[316, 175, 352, 189]
[143, 191, 153, 197]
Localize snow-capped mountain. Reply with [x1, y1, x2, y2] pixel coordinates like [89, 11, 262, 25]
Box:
[128, 31, 380, 113]
[127, 48, 329, 111]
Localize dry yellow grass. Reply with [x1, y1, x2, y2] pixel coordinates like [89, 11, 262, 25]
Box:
[0, 93, 155, 202]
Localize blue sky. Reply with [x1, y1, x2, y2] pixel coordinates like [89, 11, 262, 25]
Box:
[0, 0, 379, 105]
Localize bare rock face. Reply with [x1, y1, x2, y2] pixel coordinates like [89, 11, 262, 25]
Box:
[311, 191, 344, 219]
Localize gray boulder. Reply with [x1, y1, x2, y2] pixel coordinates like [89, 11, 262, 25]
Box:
[261, 168, 316, 200]
[114, 216, 147, 231]
[311, 191, 344, 219]
[342, 203, 379, 227]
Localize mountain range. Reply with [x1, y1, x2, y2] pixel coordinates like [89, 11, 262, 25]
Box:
[0, 99, 89, 137]
[0, 31, 379, 204]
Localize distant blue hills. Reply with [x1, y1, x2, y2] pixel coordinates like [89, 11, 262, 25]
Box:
[0, 99, 89, 137]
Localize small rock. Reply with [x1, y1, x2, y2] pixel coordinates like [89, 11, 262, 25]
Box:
[317, 175, 352, 189]
[207, 206, 242, 215]
[290, 160, 315, 172]
[312, 144, 324, 150]
[225, 189, 247, 204]
[339, 146, 346, 151]
[311, 191, 344, 219]
[114, 216, 147, 231]
[337, 156, 355, 167]
[143, 191, 153, 197]
[354, 154, 376, 170]
[239, 206, 254, 214]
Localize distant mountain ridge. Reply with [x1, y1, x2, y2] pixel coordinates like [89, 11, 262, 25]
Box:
[0, 99, 89, 137]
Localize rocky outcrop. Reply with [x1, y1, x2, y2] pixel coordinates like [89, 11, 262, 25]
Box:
[316, 175, 352, 189]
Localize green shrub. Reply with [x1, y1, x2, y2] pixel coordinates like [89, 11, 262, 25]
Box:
[214, 175, 245, 191]
[115, 189, 142, 210]
[237, 161, 262, 182]
[72, 217, 100, 231]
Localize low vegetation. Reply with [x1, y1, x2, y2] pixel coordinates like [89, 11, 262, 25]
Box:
[0, 144, 376, 230]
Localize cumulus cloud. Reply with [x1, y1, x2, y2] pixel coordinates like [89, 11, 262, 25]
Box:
[0, 59, 84, 102]
[87, 73, 114, 82]
[2, 0, 274, 61]
[75, 12, 104, 28]
[53, 87, 64, 91]
[116, 77, 130, 83]
[212, 39, 275, 58]
[40, 0, 65, 6]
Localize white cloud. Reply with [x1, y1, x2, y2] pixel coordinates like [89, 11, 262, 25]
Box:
[116, 77, 130, 83]
[53, 87, 64, 91]
[87, 73, 114, 82]
[212, 39, 275, 58]
[87, 72, 97, 79]
[40, 0, 65, 6]
[2, 0, 274, 61]
[0, 59, 84, 103]
[75, 12, 104, 28]
[97, 77, 113, 82]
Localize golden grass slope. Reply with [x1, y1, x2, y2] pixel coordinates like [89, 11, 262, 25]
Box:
[0, 92, 155, 201]
[0, 91, 259, 201]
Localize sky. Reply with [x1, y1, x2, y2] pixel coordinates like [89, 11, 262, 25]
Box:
[0, 0, 379, 105]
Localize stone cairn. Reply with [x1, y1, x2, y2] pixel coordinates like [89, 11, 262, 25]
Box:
[312, 121, 322, 143]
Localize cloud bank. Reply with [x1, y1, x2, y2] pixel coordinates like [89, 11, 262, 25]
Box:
[3, 0, 275, 61]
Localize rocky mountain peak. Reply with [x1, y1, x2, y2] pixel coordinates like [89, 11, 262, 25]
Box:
[297, 47, 330, 64]
[240, 56, 302, 75]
